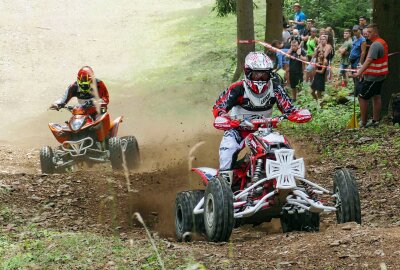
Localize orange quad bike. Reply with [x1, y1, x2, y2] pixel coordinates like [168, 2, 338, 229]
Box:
[40, 103, 140, 173]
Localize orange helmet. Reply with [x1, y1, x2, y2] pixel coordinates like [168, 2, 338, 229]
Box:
[77, 66, 94, 92]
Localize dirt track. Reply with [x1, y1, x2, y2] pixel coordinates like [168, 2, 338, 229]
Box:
[1, 135, 400, 269]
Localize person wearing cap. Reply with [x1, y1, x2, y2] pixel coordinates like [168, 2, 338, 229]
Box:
[354, 24, 388, 128]
[349, 25, 366, 94]
[289, 3, 306, 31]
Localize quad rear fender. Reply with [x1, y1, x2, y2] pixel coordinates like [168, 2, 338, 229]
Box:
[109, 116, 123, 137]
[192, 167, 217, 186]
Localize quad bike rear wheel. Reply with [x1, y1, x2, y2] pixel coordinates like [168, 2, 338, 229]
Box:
[175, 190, 205, 242]
[204, 176, 234, 242]
[333, 168, 361, 224]
[280, 209, 320, 233]
[121, 136, 140, 170]
[109, 137, 123, 170]
[40, 146, 55, 174]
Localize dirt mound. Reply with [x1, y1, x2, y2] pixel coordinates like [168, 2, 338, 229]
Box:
[2, 131, 400, 269]
[0, 133, 221, 236]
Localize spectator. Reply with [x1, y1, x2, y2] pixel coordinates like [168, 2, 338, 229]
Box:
[325, 27, 336, 81]
[287, 39, 307, 101]
[270, 40, 283, 68]
[306, 28, 318, 61]
[362, 27, 372, 63]
[354, 24, 388, 128]
[271, 40, 287, 85]
[313, 35, 333, 61]
[318, 28, 326, 43]
[301, 19, 314, 51]
[282, 23, 291, 44]
[305, 27, 318, 83]
[289, 3, 306, 31]
[358, 16, 368, 30]
[310, 50, 328, 102]
[288, 29, 302, 46]
[349, 25, 366, 94]
[338, 29, 353, 87]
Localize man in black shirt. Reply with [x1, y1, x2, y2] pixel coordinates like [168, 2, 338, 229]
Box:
[287, 39, 307, 101]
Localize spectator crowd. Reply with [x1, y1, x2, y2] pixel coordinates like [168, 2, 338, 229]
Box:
[268, 3, 388, 128]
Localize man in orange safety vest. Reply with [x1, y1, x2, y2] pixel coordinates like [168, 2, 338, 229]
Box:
[354, 24, 388, 128]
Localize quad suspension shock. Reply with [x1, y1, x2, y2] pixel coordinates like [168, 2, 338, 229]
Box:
[252, 159, 264, 183]
[247, 159, 264, 206]
[304, 183, 317, 200]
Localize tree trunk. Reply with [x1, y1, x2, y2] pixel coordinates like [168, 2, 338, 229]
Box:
[264, 0, 283, 60]
[372, 0, 400, 116]
[265, 0, 283, 43]
[232, 0, 255, 82]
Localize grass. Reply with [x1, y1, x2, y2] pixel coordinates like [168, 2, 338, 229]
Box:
[0, 224, 198, 270]
[114, 0, 269, 118]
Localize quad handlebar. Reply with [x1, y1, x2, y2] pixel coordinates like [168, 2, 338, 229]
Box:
[239, 114, 288, 129]
[49, 100, 107, 112]
[214, 109, 311, 131]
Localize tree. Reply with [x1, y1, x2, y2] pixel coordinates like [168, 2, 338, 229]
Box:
[372, 0, 400, 115]
[232, 0, 255, 82]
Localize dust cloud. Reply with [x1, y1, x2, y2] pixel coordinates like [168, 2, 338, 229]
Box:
[0, 0, 214, 148]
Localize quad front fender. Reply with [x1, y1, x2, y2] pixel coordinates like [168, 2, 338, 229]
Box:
[109, 116, 123, 137]
[192, 167, 217, 186]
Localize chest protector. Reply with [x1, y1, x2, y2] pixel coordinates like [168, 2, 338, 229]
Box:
[230, 81, 275, 119]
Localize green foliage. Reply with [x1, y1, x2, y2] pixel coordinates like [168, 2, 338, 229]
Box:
[0, 220, 199, 269]
[212, 0, 259, 17]
[360, 142, 381, 152]
[0, 206, 11, 223]
[212, 0, 236, 16]
[283, 0, 372, 37]
[280, 84, 357, 135]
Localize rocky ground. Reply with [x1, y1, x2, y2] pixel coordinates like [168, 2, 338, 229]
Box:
[1, 128, 399, 269]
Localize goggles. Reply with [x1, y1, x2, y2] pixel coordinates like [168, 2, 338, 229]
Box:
[250, 71, 270, 81]
[78, 80, 91, 91]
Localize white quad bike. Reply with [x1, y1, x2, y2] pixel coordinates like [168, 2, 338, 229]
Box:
[175, 115, 361, 242]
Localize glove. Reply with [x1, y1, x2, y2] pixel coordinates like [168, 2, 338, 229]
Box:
[213, 113, 241, 130]
[288, 109, 312, 123]
[230, 119, 241, 128]
[49, 103, 61, 110]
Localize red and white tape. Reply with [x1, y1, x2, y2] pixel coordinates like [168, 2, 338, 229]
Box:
[238, 39, 399, 73]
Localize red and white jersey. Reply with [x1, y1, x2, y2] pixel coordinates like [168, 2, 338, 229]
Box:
[213, 79, 296, 119]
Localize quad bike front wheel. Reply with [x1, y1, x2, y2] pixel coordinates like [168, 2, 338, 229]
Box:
[175, 190, 205, 242]
[333, 168, 361, 224]
[40, 146, 55, 174]
[280, 209, 320, 233]
[109, 137, 123, 170]
[204, 176, 234, 242]
[121, 136, 140, 170]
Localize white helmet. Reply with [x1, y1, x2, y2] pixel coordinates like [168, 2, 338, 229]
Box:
[244, 52, 274, 94]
